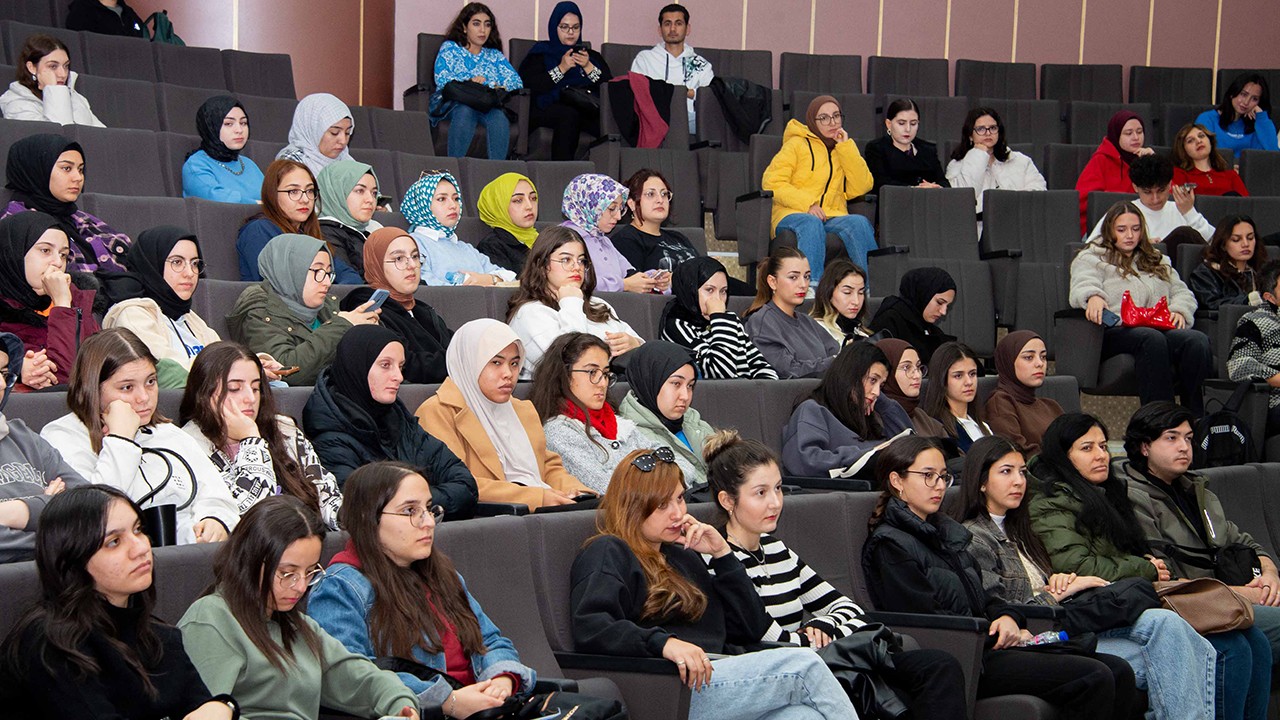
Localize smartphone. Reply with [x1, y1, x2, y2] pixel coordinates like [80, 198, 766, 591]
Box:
[276, 366, 301, 377]
[571, 492, 597, 502]
[365, 288, 390, 312]
[1100, 308, 1122, 328]
[572, 42, 589, 53]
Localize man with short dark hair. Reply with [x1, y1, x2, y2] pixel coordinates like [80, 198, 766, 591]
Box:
[1085, 153, 1214, 248]
[630, 3, 714, 134]
[1229, 259, 1280, 436]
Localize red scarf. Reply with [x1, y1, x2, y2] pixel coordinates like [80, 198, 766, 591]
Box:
[561, 399, 618, 440]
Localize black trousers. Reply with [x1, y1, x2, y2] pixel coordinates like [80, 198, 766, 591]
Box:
[530, 101, 599, 161]
[978, 648, 1137, 720]
[884, 647, 967, 719]
[1102, 325, 1212, 415]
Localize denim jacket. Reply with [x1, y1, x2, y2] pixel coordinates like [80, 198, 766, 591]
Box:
[306, 562, 536, 708]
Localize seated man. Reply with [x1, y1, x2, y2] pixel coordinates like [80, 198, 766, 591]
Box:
[1228, 259, 1280, 437]
[1085, 153, 1214, 260]
[630, 3, 713, 134]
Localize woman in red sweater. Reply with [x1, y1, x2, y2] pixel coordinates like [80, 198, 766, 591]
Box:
[1172, 123, 1249, 197]
[1075, 110, 1154, 234]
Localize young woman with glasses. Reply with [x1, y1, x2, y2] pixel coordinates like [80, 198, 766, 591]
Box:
[945, 107, 1045, 216]
[982, 330, 1062, 455]
[611, 169, 723, 288]
[875, 338, 948, 437]
[179, 495, 421, 720]
[507, 225, 642, 379]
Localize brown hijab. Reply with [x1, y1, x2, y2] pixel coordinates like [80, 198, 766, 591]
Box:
[876, 338, 919, 413]
[805, 94, 840, 150]
[994, 330, 1040, 405]
[362, 226, 416, 310]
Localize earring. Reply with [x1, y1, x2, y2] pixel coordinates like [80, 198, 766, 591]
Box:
[30, 74, 36, 82]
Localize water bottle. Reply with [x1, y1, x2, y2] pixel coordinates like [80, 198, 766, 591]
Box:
[445, 271, 466, 285]
[1019, 630, 1068, 646]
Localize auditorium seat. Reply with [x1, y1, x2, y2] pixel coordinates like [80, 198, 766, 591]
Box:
[372, 209, 409, 230]
[79, 31, 155, 82]
[0, 116, 60, 181]
[595, 291, 660, 340]
[1199, 195, 1280, 236]
[975, 97, 1065, 145]
[393, 152, 458, 202]
[784, 91, 878, 140]
[1040, 63, 1123, 104]
[241, 138, 281, 174]
[526, 160, 595, 222]
[0, 0, 53, 27]
[361, 105, 434, 156]
[1240, 150, 1280, 197]
[69, 125, 166, 196]
[415, 285, 496, 329]
[879, 256, 999, 358]
[153, 42, 227, 90]
[1067, 101, 1152, 145]
[186, 198, 255, 281]
[156, 82, 222, 134]
[954, 59, 1037, 101]
[221, 49, 296, 99]
[235, 93, 297, 145]
[1042, 143, 1099, 190]
[779, 51, 862, 103]
[458, 157, 528, 216]
[1159, 102, 1208, 145]
[1207, 464, 1277, 553]
[618, 148, 702, 228]
[867, 56, 949, 103]
[79, 192, 188, 239]
[1129, 66, 1213, 107]
[191, 278, 251, 338]
[1084, 190, 1137, 230]
[155, 130, 198, 196]
[691, 46, 776, 153]
[2, 21, 82, 65]
[75, 74, 160, 131]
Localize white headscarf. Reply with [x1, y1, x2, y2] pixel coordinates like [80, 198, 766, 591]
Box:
[446, 319, 546, 488]
[276, 93, 354, 175]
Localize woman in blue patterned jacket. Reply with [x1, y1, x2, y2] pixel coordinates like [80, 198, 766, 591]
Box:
[431, 3, 524, 159]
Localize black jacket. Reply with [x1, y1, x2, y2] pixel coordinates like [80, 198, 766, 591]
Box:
[868, 296, 955, 364]
[66, 0, 146, 37]
[863, 136, 949, 193]
[340, 286, 453, 384]
[320, 220, 369, 278]
[302, 368, 478, 518]
[517, 48, 612, 111]
[476, 227, 529, 276]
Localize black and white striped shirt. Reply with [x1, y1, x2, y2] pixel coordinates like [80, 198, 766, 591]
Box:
[662, 312, 779, 380]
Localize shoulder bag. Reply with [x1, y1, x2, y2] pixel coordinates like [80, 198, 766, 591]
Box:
[1154, 577, 1255, 634]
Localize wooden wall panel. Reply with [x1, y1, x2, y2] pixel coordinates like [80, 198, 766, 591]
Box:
[813, 0, 879, 60]
[878, 0, 947, 60]
[1012, 0, 1083, 65]
[948, 0, 1016, 64]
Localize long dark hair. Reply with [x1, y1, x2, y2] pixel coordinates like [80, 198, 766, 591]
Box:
[809, 258, 868, 330]
[920, 341, 988, 440]
[1172, 123, 1230, 173]
[529, 332, 613, 452]
[1216, 73, 1272, 133]
[744, 246, 806, 318]
[1035, 413, 1150, 557]
[340, 462, 486, 659]
[956, 436, 1054, 573]
[179, 341, 317, 509]
[2, 486, 162, 696]
[622, 167, 671, 226]
[444, 2, 504, 51]
[950, 106, 1010, 163]
[868, 435, 948, 530]
[206, 495, 326, 672]
[508, 225, 613, 324]
[808, 341, 889, 441]
[1202, 214, 1268, 292]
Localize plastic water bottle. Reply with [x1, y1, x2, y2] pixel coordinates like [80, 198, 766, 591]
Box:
[1019, 630, 1068, 646]
[445, 271, 466, 285]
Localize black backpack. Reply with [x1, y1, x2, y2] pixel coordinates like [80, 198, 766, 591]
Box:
[1193, 381, 1258, 468]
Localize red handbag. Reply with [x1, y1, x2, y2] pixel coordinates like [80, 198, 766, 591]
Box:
[1120, 291, 1177, 330]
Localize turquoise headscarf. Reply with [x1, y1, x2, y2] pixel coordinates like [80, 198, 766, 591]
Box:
[257, 234, 329, 324]
[402, 171, 461, 238]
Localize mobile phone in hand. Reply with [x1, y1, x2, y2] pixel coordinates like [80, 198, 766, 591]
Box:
[365, 288, 391, 312]
[1101, 308, 1122, 327]
[276, 366, 301, 377]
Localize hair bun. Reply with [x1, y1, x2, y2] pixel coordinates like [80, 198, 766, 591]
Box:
[701, 429, 742, 464]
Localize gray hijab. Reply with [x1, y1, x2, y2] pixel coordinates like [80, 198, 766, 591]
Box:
[258, 233, 329, 324]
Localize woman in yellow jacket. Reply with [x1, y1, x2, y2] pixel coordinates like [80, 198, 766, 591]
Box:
[763, 95, 876, 284]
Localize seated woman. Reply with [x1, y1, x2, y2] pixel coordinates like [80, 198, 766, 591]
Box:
[40, 328, 239, 544]
[919, 341, 991, 453]
[1070, 201, 1211, 414]
[809, 258, 871, 343]
[228, 234, 380, 386]
[868, 266, 957, 364]
[431, 3, 523, 159]
[519, 2, 611, 161]
[763, 95, 876, 283]
[743, 247, 838, 379]
[570, 447, 859, 720]
[1076, 110, 1155, 234]
[476, 171, 538, 274]
[1189, 214, 1268, 311]
[275, 92, 356, 177]
[1195, 73, 1278, 163]
[617, 340, 715, 485]
[403, 171, 514, 287]
[340, 227, 453, 384]
[613, 169, 718, 287]
[0, 212, 99, 390]
[659, 256, 777, 380]
[416, 318, 593, 510]
[507, 225, 642, 378]
[1172, 123, 1249, 197]
[182, 95, 266, 205]
[563, 173, 662, 293]
[317, 160, 382, 277]
[237, 158, 362, 284]
[0, 486, 237, 719]
[302, 325, 477, 517]
[0, 34, 104, 127]
[863, 435, 1138, 719]
[875, 338, 947, 437]
[864, 98, 948, 194]
[1029, 413, 1271, 720]
[178, 496, 420, 720]
[2, 133, 130, 273]
[982, 330, 1062, 455]
[782, 341, 912, 477]
[179, 341, 342, 530]
[957, 436, 1219, 720]
[707, 430, 968, 718]
[945, 106, 1046, 214]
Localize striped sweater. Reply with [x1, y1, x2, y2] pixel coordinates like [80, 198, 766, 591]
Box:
[1228, 303, 1280, 408]
[727, 532, 866, 645]
[661, 312, 778, 380]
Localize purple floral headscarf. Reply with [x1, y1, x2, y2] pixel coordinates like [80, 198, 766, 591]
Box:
[560, 173, 632, 292]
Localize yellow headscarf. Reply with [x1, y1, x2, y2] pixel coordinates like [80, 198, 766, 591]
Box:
[477, 172, 539, 248]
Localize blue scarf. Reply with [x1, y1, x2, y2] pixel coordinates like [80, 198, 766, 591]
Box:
[528, 2, 592, 108]
[402, 171, 461, 239]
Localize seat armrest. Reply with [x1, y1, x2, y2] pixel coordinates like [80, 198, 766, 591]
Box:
[735, 189, 773, 204]
[474, 502, 529, 517]
[588, 133, 622, 149]
[690, 140, 722, 151]
[868, 245, 910, 257]
[781, 475, 872, 492]
[979, 248, 1023, 260]
[533, 678, 579, 693]
[554, 652, 681, 675]
[864, 611, 987, 632]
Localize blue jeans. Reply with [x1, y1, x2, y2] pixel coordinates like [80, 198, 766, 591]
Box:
[776, 212, 877, 284]
[1206, 626, 1271, 720]
[691, 647, 855, 720]
[1096, 608, 1216, 719]
[446, 104, 510, 159]
[1248, 602, 1280, 666]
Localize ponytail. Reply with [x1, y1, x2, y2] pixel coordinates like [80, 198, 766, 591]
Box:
[744, 246, 806, 318]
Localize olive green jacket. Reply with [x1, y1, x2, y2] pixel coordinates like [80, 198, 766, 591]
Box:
[1028, 476, 1159, 582]
[225, 282, 351, 386]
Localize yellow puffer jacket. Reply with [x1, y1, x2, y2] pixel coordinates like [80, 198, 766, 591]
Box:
[762, 118, 875, 233]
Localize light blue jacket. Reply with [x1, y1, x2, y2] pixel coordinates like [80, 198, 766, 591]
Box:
[182, 150, 266, 205]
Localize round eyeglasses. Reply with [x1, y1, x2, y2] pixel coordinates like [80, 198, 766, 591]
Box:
[381, 504, 445, 528]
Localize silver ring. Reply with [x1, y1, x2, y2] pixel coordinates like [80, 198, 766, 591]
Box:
[676, 660, 686, 665]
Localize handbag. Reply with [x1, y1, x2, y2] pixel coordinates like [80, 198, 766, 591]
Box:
[560, 85, 601, 114]
[1154, 577, 1255, 634]
[1119, 291, 1177, 330]
[816, 623, 910, 720]
[442, 80, 508, 113]
[1058, 576, 1162, 635]
[1152, 541, 1263, 586]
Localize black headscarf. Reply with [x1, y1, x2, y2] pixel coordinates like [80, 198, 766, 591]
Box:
[330, 324, 404, 425]
[528, 1, 592, 107]
[659, 256, 727, 338]
[0, 212, 60, 326]
[623, 340, 695, 434]
[99, 226, 200, 320]
[6, 134, 83, 223]
[899, 267, 957, 316]
[193, 95, 245, 163]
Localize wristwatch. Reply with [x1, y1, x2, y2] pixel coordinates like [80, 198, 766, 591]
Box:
[211, 694, 241, 720]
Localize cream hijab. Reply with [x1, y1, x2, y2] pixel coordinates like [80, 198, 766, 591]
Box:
[446, 319, 546, 488]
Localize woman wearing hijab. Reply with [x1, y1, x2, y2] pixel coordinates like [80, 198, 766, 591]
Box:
[519, 2, 612, 161]
[562, 173, 663, 294]
[340, 227, 452, 384]
[227, 234, 381, 386]
[876, 338, 947, 437]
[181, 95, 265, 205]
[476, 172, 539, 274]
[0, 212, 98, 390]
[2, 133, 130, 274]
[1076, 110, 1155, 234]
[659, 256, 776, 380]
[302, 325, 478, 517]
[276, 92, 355, 177]
[317, 160, 383, 276]
[868, 266, 957, 364]
[762, 95, 876, 284]
[415, 318, 593, 510]
[617, 341, 717, 485]
[403, 170, 515, 286]
[983, 330, 1062, 455]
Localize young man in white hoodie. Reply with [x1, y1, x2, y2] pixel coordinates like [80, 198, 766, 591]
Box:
[1085, 152, 1215, 261]
[630, 4, 714, 134]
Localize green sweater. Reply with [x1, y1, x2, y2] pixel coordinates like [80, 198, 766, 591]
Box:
[178, 593, 418, 720]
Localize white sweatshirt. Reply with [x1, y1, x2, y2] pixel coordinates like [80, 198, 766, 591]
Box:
[631, 43, 714, 134]
[0, 72, 105, 127]
[945, 148, 1047, 213]
[508, 296, 640, 379]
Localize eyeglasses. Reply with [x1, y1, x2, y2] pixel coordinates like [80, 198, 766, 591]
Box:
[385, 253, 422, 270]
[557, 23, 581, 32]
[276, 563, 326, 590]
[903, 469, 955, 489]
[308, 267, 337, 283]
[165, 257, 204, 274]
[896, 362, 927, 378]
[632, 446, 676, 472]
[602, 205, 623, 217]
[550, 254, 589, 270]
[973, 125, 999, 136]
[277, 188, 318, 202]
[570, 367, 616, 386]
[642, 189, 674, 201]
[814, 112, 843, 125]
[381, 504, 445, 528]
